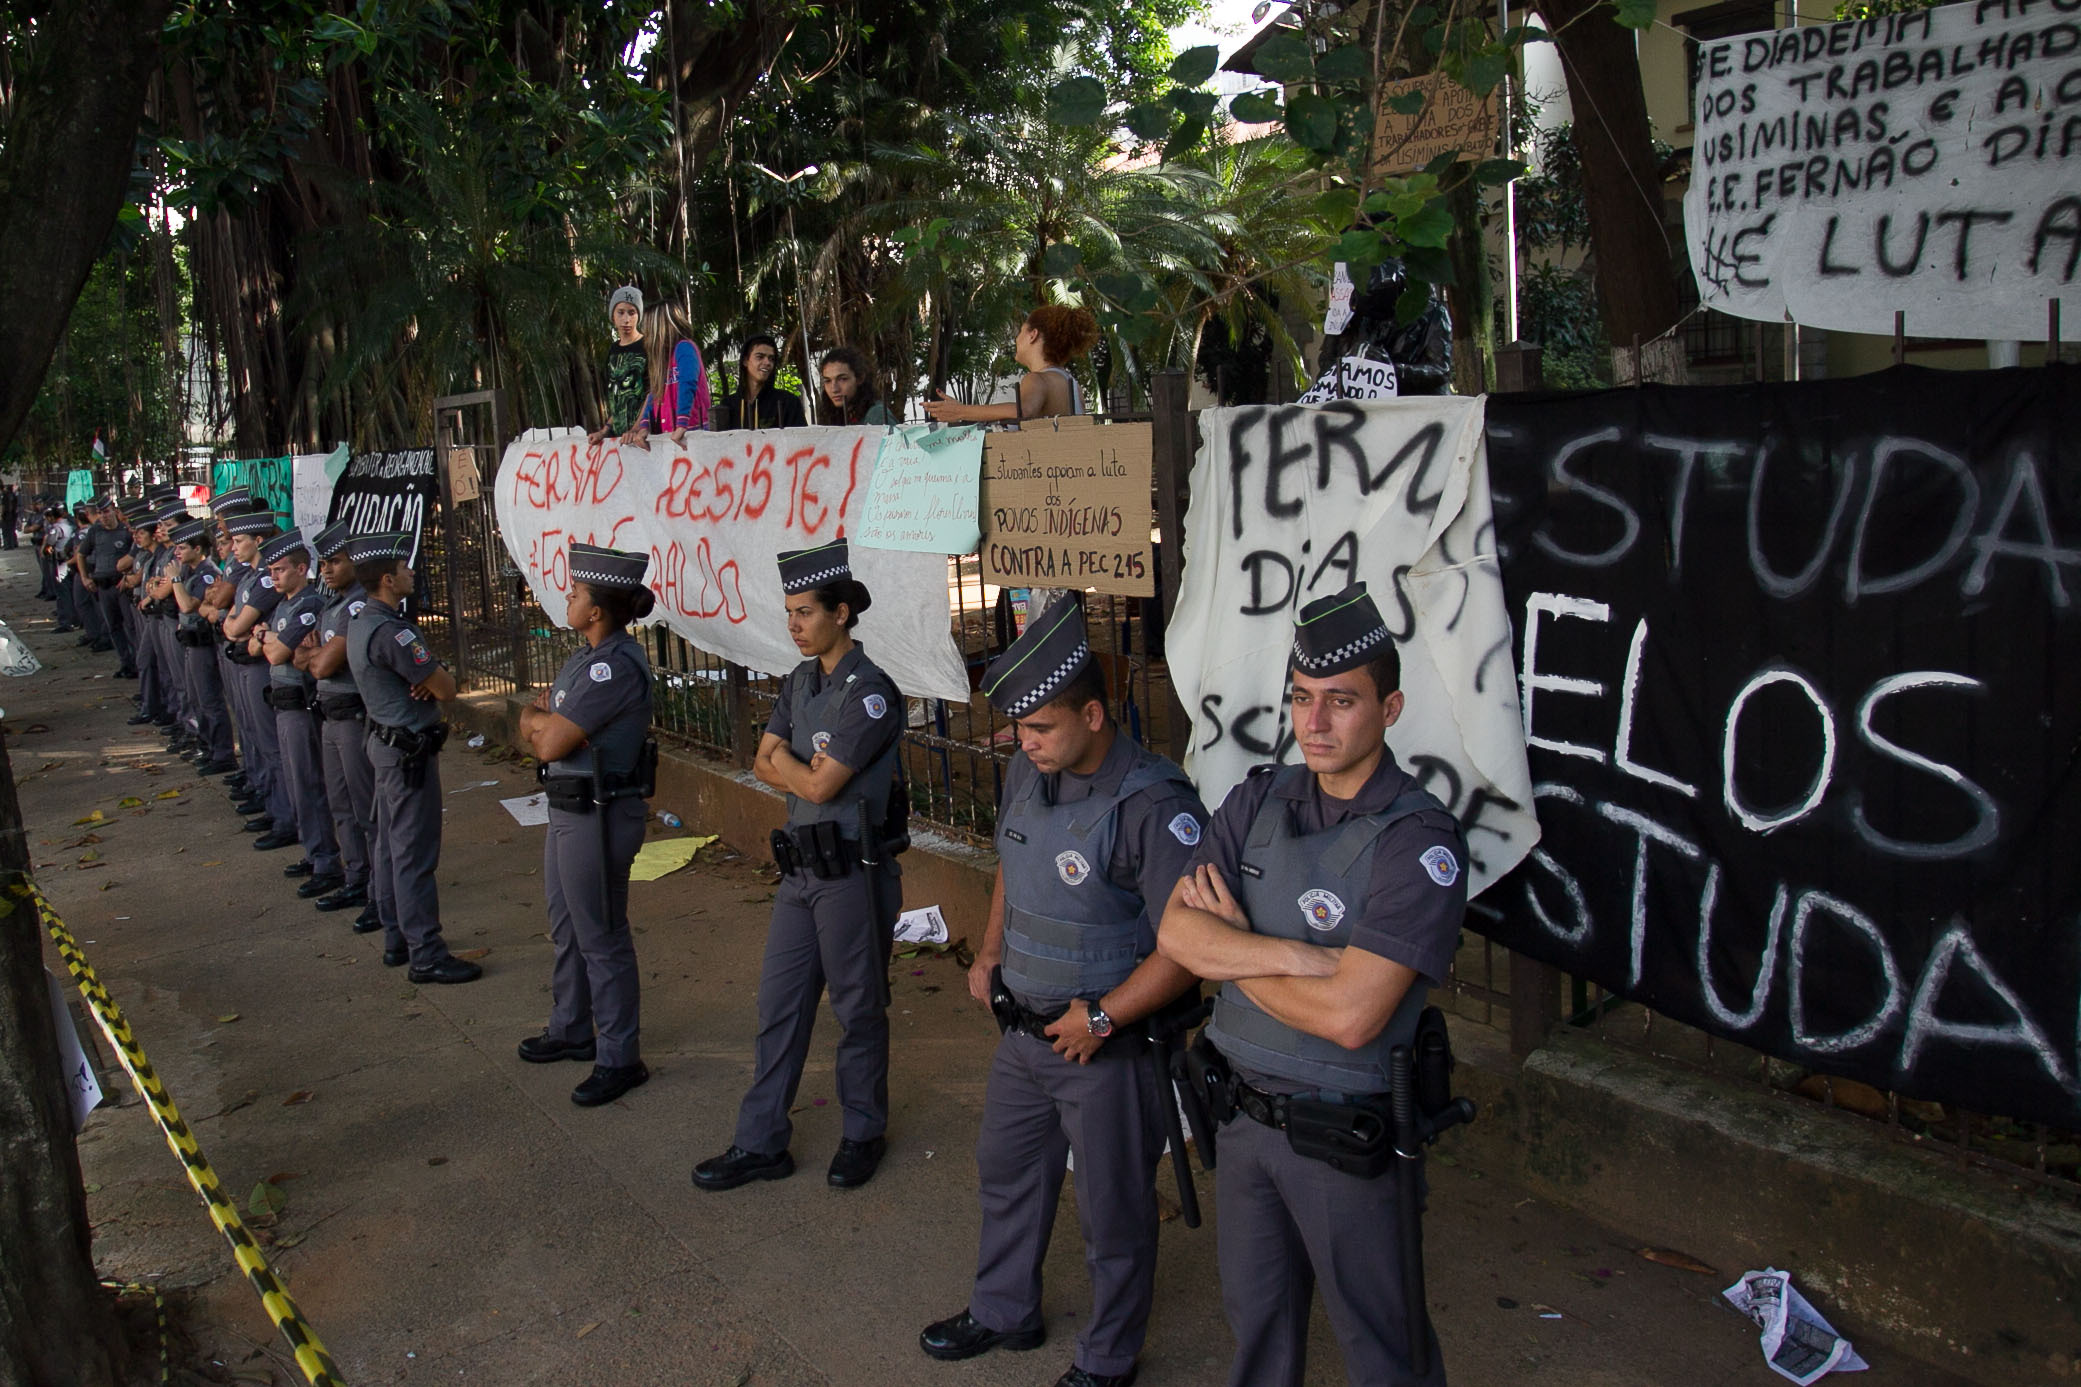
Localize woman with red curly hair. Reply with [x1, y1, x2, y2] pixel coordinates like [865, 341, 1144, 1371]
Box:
[924, 305, 1097, 425]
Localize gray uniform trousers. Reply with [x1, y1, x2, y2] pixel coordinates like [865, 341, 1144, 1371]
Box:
[365, 736, 451, 967]
[542, 798, 646, 1067]
[236, 660, 293, 824]
[138, 620, 175, 720]
[180, 642, 235, 763]
[103, 587, 134, 668]
[274, 706, 341, 876]
[318, 711, 373, 889]
[733, 865, 901, 1153]
[968, 1029, 1167, 1377]
[78, 580, 107, 640]
[1216, 1115, 1444, 1387]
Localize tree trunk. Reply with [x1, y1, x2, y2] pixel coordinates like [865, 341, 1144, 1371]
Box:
[1541, 0, 1689, 383]
[0, 0, 173, 455]
[0, 727, 128, 1387]
[1444, 179, 1496, 395]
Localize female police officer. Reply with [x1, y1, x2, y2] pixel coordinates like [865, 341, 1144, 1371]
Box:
[517, 542, 657, 1108]
[695, 538, 906, 1192]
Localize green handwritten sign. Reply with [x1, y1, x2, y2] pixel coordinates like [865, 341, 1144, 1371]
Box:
[855, 425, 983, 554]
[211, 456, 293, 516]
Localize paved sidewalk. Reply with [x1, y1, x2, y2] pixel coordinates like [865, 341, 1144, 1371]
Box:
[2, 549, 1967, 1386]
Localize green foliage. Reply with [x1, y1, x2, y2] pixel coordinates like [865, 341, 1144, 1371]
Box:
[6, 245, 187, 471]
[1610, 0, 1660, 30]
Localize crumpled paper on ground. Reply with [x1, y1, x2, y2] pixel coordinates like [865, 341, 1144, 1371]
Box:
[1723, 1268, 1868, 1385]
[629, 834, 718, 882]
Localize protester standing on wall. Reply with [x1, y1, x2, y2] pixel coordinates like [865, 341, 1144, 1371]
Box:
[635, 301, 711, 446]
[516, 542, 658, 1108]
[713, 335, 807, 431]
[923, 306, 1097, 425]
[587, 285, 649, 448]
[816, 347, 895, 426]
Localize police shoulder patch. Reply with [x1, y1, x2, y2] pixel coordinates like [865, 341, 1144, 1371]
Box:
[589, 661, 613, 683]
[1168, 812, 1201, 846]
[394, 628, 416, 646]
[348, 600, 365, 617]
[1420, 844, 1460, 888]
[1055, 850, 1092, 886]
[298, 611, 315, 626]
[862, 692, 888, 719]
[260, 575, 275, 589]
[409, 642, 430, 665]
[811, 730, 833, 754]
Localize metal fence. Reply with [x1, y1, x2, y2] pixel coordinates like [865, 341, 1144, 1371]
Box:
[416, 382, 2078, 1198]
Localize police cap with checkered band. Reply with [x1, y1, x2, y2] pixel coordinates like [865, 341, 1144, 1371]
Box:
[1289, 582, 1392, 679]
[569, 541, 650, 591]
[776, 538, 850, 595]
[981, 593, 1093, 719]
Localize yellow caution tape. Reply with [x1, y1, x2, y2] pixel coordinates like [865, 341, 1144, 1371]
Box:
[100, 1280, 170, 1386]
[30, 885, 347, 1387]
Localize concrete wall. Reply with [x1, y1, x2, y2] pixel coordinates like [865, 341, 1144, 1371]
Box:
[452, 690, 2079, 1387]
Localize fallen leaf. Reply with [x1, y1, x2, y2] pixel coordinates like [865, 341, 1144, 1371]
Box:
[217, 1013, 240, 1024]
[99, 881, 117, 891]
[453, 947, 490, 961]
[118, 797, 144, 808]
[274, 1231, 307, 1249]
[84, 1182, 102, 1194]
[426, 1155, 448, 1166]
[282, 1090, 315, 1106]
[73, 810, 104, 825]
[247, 1180, 286, 1217]
[76, 861, 106, 871]
[575, 1322, 600, 1340]
[154, 789, 181, 800]
[1636, 1247, 1718, 1275]
[264, 1171, 305, 1185]
[201, 860, 222, 867]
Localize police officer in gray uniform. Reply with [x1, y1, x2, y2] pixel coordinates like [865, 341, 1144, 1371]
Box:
[345, 531, 481, 985]
[1159, 583, 1467, 1387]
[222, 510, 296, 838]
[162, 518, 237, 771]
[921, 595, 1207, 1387]
[258, 528, 345, 895]
[517, 541, 657, 1107]
[123, 503, 177, 728]
[206, 492, 263, 810]
[695, 538, 906, 1192]
[303, 521, 376, 922]
[79, 496, 134, 669]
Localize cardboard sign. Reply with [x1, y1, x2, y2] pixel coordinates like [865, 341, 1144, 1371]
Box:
[980, 422, 1154, 596]
[447, 446, 481, 504]
[1370, 73, 1500, 176]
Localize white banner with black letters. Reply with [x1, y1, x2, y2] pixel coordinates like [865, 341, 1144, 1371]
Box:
[1684, 0, 2081, 339]
[1169, 396, 1538, 897]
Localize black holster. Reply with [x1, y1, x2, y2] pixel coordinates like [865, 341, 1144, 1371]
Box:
[785, 821, 850, 878]
[320, 693, 364, 721]
[264, 685, 307, 711]
[375, 721, 448, 790]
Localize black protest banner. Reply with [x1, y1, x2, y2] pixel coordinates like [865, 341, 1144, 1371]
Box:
[1483, 364, 2081, 1127]
[327, 448, 437, 567]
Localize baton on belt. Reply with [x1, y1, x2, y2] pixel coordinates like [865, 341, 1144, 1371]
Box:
[1147, 1029, 1202, 1228]
[590, 747, 615, 930]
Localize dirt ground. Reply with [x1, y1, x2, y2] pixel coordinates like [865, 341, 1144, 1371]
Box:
[3, 546, 1973, 1387]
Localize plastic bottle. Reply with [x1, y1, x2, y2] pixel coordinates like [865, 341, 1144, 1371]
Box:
[657, 811, 682, 828]
[466, 733, 486, 749]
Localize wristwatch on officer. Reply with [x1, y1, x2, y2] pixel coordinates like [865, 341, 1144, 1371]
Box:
[1085, 1000, 1114, 1039]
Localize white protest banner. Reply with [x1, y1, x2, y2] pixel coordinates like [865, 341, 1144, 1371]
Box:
[1168, 397, 1537, 896]
[1685, 0, 2081, 339]
[292, 445, 346, 540]
[854, 424, 984, 553]
[495, 427, 969, 702]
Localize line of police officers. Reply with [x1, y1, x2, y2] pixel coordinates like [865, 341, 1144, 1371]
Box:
[659, 537, 1470, 1387]
[111, 502, 1473, 1385]
[112, 491, 486, 987]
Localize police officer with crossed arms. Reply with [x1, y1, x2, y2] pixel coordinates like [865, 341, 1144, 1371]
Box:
[1159, 582, 1468, 1387]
